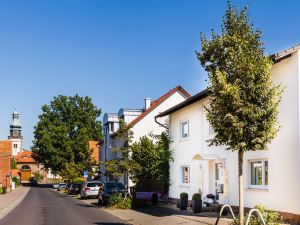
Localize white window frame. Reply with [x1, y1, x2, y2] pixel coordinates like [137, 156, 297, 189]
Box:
[249, 159, 268, 190]
[180, 166, 190, 184]
[180, 120, 189, 140]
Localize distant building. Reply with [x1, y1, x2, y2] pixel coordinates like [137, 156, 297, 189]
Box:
[8, 110, 23, 156]
[88, 141, 100, 165]
[0, 140, 12, 191]
[14, 150, 47, 183]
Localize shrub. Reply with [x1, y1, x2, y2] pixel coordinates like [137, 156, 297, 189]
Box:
[180, 192, 188, 200]
[192, 193, 202, 200]
[12, 177, 20, 187]
[108, 193, 132, 209]
[0, 187, 3, 195]
[231, 205, 283, 225]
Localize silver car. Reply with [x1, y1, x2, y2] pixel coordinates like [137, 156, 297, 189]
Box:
[80, 181, 102, 199]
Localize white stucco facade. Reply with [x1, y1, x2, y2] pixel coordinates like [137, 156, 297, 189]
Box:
[166, 48, 300, 216]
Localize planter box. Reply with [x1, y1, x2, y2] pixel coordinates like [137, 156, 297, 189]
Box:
[180, 199, 188, 210]
[192, 200, 202, 213]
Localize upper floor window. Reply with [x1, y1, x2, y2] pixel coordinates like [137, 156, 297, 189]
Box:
[14, 144, 18, 148]
[181, 120, 189, 139]
[250, 159, 268, 189]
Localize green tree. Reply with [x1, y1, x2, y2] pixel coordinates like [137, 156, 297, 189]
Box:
[32, 171, 44, 183]
[32, 95, 102, 181]
[197, 2, 282, 224]
[130, 132, 172, 192]
[11, 157, 17, 169]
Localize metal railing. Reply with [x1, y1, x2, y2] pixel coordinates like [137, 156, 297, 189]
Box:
[214, 205, 266, 225]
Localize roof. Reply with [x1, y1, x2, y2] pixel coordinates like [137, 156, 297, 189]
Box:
[271, 44, 300, 63]
[157, 44, 300, 118]
[15, 150, 36, 163]
[128, 85, 191, 127]
[156, 89, 209, 118]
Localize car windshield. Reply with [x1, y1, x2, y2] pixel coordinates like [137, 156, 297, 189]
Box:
[86, 183, 101, 187]
[59, 183, 66, 186]
[72, 184, 80, 188]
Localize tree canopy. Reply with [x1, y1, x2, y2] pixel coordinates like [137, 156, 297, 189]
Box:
[197, 2, 282, 153]
[32, 94, 102, 180]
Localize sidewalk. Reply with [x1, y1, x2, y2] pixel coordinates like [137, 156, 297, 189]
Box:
[0, 186, 30, 220]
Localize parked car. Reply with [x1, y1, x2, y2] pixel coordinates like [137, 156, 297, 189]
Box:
[98, 182, 125, 205]
[52, 183, 59, 189]
[65, 183, 71, 192]
[57, 183, 67, 191]
[80, 181, 102, 199]
[68, 183, 83, 195]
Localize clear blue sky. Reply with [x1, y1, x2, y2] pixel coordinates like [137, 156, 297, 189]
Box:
[0, 0, 299, 149]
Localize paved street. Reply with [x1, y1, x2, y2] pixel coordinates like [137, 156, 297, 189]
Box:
[0, 186, 129, 225]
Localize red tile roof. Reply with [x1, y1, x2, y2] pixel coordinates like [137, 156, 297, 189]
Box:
[15, 150, 36, 163]
[128, 85, 190, 127]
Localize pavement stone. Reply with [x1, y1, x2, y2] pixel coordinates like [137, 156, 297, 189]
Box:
[0, 186, 30, 220]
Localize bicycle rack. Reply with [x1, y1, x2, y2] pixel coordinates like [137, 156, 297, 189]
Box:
[214, 204, 236, 225]
[214, 205, 266, 225]
[245, 209, 266, 225]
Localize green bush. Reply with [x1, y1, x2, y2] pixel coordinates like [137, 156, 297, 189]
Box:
[192, 193, 202, 200]
[231, 205, 283, 225]
[108, 193, 132, 209]
[0, 187, 3, 195]
[12, 177, 20, 187]
[180, 192, 188, 200]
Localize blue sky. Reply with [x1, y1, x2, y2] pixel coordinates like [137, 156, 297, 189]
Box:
[0, 0, 299, 149]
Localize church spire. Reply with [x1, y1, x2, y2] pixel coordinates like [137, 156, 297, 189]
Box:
[8, 109, 22, 139]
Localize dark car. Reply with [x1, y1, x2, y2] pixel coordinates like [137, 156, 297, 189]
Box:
[65, 183, 71, 192]
[68, 183, 83, 195]
[98, 182, 125, 205]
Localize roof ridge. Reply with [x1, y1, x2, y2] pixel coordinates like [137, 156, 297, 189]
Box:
[127, 85, 190, 127]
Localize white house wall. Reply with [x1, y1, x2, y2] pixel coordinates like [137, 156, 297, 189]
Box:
[131, 91, 189, 143]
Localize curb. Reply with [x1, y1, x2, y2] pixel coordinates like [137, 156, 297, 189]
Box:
[0, 187, 30, 220]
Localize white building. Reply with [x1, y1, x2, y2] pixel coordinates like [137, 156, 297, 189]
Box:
[8, 110, 23, 156]
[156, 45, 300, 222]
[100, 86, 190, 185]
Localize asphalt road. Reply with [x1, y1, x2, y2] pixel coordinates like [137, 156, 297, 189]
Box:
[0, 186, 129, 225]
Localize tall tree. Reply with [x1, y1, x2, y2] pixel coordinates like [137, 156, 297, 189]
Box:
[197, 2, 282, 224]
[32, 95, 102, 181]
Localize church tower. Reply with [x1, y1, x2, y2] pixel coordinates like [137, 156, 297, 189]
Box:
[8, 110, 23, 156]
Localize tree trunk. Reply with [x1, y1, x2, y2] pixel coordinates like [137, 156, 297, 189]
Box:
[238, 151, 244, 225]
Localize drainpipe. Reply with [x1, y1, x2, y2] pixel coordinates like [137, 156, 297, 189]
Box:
[154, 116, 168, 129]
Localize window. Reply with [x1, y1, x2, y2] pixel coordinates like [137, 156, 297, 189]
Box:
[181, 120, 189, 139]
[14, 144, 18, 148]
[181, 166, 190, 184]
[250, 159, 268, 189]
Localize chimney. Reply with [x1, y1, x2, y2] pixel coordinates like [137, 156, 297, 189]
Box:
[144, 98, 151, 109]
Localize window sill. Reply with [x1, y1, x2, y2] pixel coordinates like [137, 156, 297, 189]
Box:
[178, 184, 191, 188]
[180, 137, 190, 142]
[246, 187, 269, 192]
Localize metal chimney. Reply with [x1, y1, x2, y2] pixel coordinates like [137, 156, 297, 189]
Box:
[144, 98, 151, 109]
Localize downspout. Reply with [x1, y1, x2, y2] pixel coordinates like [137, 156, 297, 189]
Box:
[154, 116, 168, 129]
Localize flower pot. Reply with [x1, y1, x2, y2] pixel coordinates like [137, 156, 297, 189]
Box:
[192, 199, 202, 213]
[180, 198, 188, 210]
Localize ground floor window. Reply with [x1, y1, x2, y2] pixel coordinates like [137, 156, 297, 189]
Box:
[250, 159, 268, 189]
[181, 166, 190, 184]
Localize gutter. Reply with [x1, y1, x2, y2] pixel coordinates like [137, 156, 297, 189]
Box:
[154, 116, 168, 129]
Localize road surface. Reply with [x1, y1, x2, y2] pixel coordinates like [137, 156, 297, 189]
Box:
[0, 186, 129, 225]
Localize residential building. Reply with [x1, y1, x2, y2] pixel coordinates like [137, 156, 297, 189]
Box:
[100, 86, 190, 185]
[0, 140, 12, 191]
[8, 110, 23, 156]
[156, 45, 300, 222]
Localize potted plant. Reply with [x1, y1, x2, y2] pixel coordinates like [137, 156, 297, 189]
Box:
[179, 192, 188, 210]
[192, 193, 202, 213]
